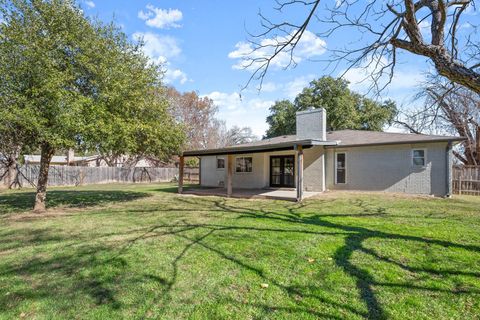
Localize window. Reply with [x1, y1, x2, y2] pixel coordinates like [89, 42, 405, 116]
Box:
[216, 157, 225, 169]
[236, 157, 253, 173]
[412, 149, 426, 167]
[335, 153, 346, 184]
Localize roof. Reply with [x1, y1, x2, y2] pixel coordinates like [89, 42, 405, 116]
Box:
[182, 129, 464, 157]
[325, 130, 465, 148]
[24, 155, 101, 163]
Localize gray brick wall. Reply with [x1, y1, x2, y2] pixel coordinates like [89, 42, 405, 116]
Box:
[200, 142, 450, 196]
[303, 146, 325, 191]
[296, 108, 326, 140]
[325, 142, 449, 196]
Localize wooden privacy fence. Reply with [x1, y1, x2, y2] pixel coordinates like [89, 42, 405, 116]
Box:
[183, 167, 200, 183]
[452, 166, 480, 195]
[1, 165, 199, 188]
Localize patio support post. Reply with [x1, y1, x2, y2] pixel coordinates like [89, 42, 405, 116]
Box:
[227, 154, 233, 197]
[198, 157, 202, 186]
[178, 155, 184, 194]
[296, 145, 304, 202]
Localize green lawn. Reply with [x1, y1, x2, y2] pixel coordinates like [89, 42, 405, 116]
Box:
[0, 184, 479, 319]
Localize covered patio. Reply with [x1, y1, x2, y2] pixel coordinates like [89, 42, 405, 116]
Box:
[178, 136, 337, 202]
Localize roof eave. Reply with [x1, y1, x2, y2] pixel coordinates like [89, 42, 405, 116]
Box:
[324, 137, 466, 149]
[182, 139, 339, 157]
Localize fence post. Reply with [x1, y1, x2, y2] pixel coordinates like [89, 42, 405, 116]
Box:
[459, 174, 462, 195]
[178, 156, 184, 194]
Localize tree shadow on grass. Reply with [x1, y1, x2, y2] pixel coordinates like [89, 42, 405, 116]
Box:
[153, 184, 201, 194]
[206, 198, 480, 319]
[0, 190, 150, 214]
[0, 241, 118, 308]
[107, 195, 479, 318]
[1, 195, 479, 319]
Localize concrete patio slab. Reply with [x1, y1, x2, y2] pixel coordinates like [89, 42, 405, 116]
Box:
[181, 187, 321, 201]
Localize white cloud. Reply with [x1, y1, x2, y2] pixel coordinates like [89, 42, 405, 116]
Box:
[387, 70, 426, 91]
[206, 92, 242, 110]
[160, 58, 190, 85]
[132, 32, 188, 85]
[228, 30, 326, 71]
[254, 75, 315, 98]
[248, 98, 275, 110]
[341, 56, 426, 95]
[133, 32, 181, 60]
[341, 56, 429, 117]
[138, 5, 183, 29]
[164, 68, 188, 85]
[418, 20, 430, 34]
[284, 74, 316, 98]
[418, 20, 430, 30]
[203, 91, 275, 136]
[259, 82, 277, 93]
[84, 0, 95, 8]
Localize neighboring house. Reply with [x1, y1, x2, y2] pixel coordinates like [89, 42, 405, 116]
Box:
[106, 156, 152, 168]
[23, 153, 155, 167]
[24, 154, 106, 167]
[181, 108, 464, 198]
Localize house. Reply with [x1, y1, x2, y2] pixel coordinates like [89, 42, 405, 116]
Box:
[24, 151, 153, 167]
[180, 108, 464, 200]
[24, 154, 106, 167]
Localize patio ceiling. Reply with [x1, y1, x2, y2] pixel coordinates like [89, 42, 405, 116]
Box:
[182, 139, 338, 157]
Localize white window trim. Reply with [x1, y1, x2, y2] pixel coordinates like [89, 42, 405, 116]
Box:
[216, 157, 225, 170]
[335, 152, 347, 184]
[411, 148, 427, 167]
[235, 156, 253, 174]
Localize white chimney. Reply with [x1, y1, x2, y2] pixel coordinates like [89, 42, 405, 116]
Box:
[296, 108, 327, 140]
[66, 149, 75, 165]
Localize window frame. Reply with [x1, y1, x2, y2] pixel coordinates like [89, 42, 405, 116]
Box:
[235, 156, 253, 173]
[216, 157, 225, 170]
[335, 152, 347, 184]
[411, 148, 427, 167]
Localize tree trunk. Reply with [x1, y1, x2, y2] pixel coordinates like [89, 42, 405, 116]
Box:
[6, 158, 17, 189]
[390, 39, 480, 95]
[33, 143, 55, 213]
[6, 147, 21, 189]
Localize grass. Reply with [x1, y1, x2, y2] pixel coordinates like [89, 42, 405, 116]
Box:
[0, 183, 479, 319]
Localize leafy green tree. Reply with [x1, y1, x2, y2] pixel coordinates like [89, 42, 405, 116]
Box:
[295, 77, 359, 131]
[0, 0, 184, 212]
[265, 100, 297, 138]
[265, 77, 397, 138]
[355, 96, 397, 131]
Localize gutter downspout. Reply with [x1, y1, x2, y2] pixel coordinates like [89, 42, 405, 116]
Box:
[198, 156, 202, 186]
[446, 141, 453, 198]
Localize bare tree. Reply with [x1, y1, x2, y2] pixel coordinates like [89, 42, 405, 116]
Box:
[165, 87, 222, 150]
[165, 87, 259, 149]
[243, 0, 480, 94]
[397, 77, 479, 164]
[221, 126, 259, 146]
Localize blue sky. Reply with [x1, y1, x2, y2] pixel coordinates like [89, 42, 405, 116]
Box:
[79, 0, 475, 137]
